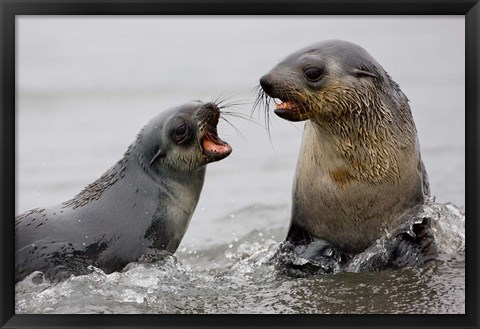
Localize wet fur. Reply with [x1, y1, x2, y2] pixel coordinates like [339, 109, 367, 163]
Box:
[258, 40, 436, 273]
[15, 101, 232, 283]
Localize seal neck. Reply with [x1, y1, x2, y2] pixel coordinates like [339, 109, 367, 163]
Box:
[309, 105, 415, 184]
[127, 143, 206, 194]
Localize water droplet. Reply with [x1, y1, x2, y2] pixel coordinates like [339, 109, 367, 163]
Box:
[82, 243, 86, 246]
[85, 236, 88, 239]
[229, 214, 235, 219]
[228, 244, 233, 249]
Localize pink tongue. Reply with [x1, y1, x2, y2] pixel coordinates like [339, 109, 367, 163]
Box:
[203, 138, 230, 153]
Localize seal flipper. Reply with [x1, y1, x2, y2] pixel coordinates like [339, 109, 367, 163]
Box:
[354, 217, 438, 271]
[275, 223, 351, 277]
[277, 219, 437, 276]
[388, 217, 438, 268]
[275, 240, 349, 277]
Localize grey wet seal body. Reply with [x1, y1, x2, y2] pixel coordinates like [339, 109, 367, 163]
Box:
[259, 40, 436, 273]
[15, 101, 232, 283]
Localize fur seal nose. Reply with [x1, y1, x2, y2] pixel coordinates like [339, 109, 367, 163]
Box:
[260, 74, 275, 95]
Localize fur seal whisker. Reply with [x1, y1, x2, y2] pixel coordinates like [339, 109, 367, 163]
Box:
[221, 111, 265, 128]
[220, 116, 246, 141]
[258, 39, 437, 275]
[15, 101, 232, 283]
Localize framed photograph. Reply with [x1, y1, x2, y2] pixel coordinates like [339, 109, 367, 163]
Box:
[1, 1, 478, 328]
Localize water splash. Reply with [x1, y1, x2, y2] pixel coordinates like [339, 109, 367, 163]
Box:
[15, 201, 464, 314]
[345, 200, 464, 272]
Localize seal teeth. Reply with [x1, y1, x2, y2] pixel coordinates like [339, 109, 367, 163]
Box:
[202, 131, 232, 160]
[275, 100, 291, 110]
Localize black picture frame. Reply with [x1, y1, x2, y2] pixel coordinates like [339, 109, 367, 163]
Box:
[1, 1, 478, 328]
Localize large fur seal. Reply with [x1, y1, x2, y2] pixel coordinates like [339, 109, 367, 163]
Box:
[258, 40, 437, 275]
[15, 101, 232, 283]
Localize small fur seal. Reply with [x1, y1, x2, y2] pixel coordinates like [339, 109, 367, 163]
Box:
[258, 40, 437, 275]
[15, 101, 232, 283]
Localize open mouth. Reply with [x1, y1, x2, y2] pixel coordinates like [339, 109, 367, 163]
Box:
[202, 127, 232, 161]
[199, 106, 232, 162]
[271, 98, 307, 122]
[273, 98, 296, 110]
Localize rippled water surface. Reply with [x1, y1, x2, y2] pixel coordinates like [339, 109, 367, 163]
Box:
[15, 202, 465, 314]
[16, 16, 465, 314]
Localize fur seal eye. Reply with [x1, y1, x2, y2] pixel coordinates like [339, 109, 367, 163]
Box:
[303, 67, 324, 82]
[174, 123, 191, 144]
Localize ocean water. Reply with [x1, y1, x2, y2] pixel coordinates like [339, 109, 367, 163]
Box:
[15, 16, 465, 314]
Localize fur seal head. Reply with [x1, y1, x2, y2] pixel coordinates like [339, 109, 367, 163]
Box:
[259, 40, 407, 123]
[137, 101, 232, 177]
